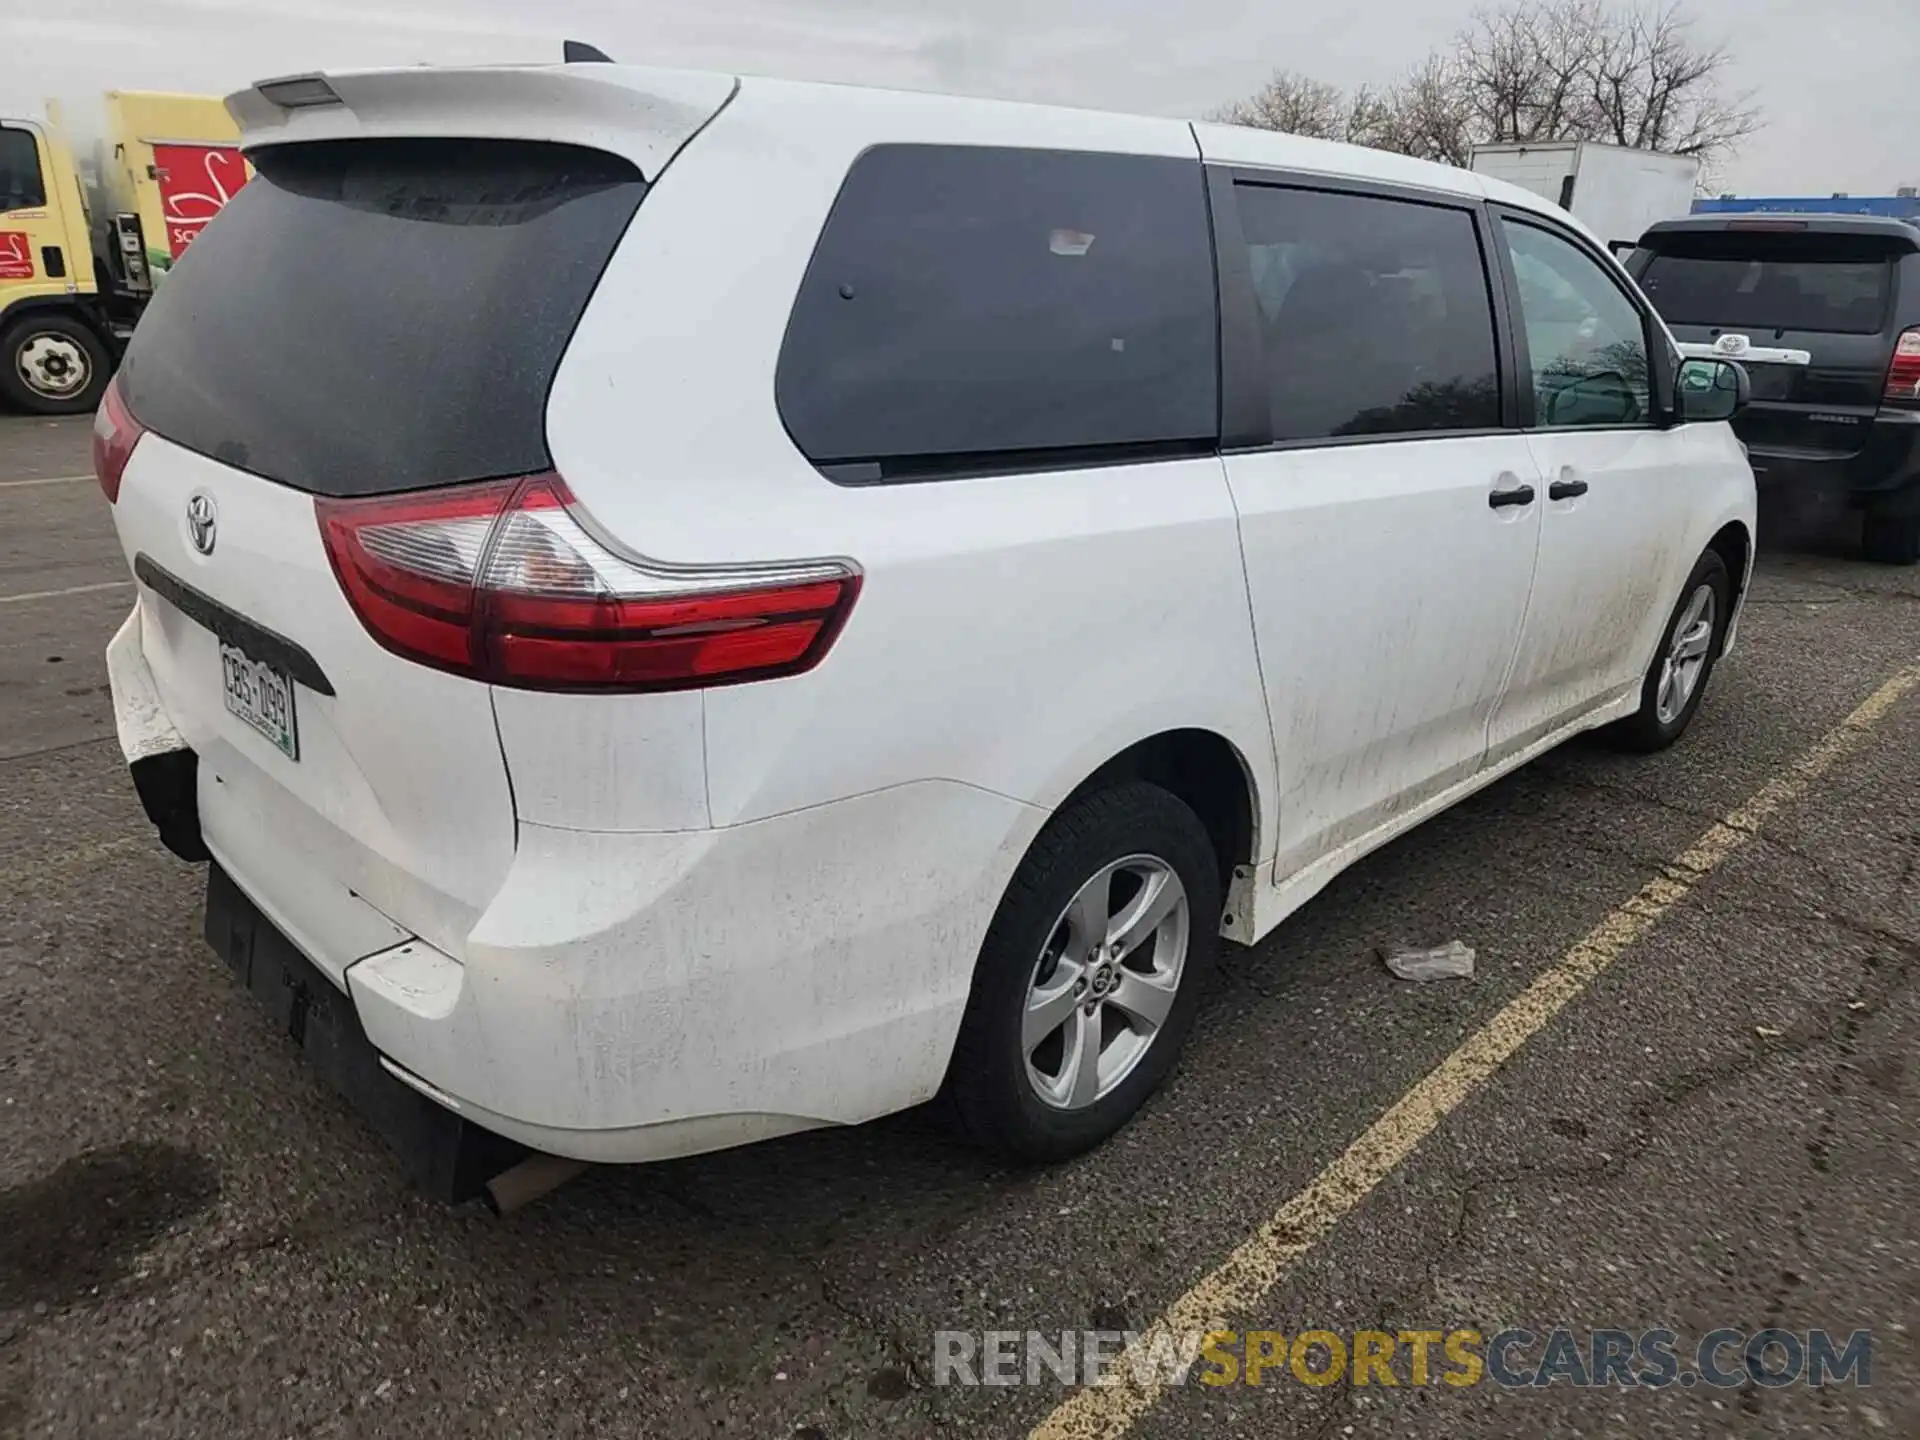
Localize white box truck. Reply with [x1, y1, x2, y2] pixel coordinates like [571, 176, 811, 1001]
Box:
[1469, 140, 1701, 255]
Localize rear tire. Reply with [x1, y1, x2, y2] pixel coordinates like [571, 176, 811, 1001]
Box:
[946, 781, 1220, 1164]
[1610, 549, 1732, 753]
[1861, 509, 1920, 566]
[0, 313, 112, 415]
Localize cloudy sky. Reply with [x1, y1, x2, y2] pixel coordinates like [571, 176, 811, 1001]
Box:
[2, 0, 1913, 195]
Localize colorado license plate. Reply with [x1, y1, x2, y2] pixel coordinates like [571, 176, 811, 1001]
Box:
[221, 643, 298, 760]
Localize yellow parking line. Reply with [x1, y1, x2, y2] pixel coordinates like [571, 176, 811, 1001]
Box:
[1032, 664, 1920, 1440]
[0, 473, 93, 488]
[0, 580, 132, 605]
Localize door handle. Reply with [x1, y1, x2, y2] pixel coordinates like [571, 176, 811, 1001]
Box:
[1488, 484, 1536, 510]
[1549, 478, 1590, 500]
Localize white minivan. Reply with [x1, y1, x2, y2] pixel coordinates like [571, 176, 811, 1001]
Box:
[98, 60, 1756, 1199]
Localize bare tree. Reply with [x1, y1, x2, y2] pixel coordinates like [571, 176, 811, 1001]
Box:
[1378, 56, 1477, 167]
[1211, 0, 1759, 176]
[1457, 0, 1604, 143]
[1579, 3, 1760, 164]
[1209, 69, 1347, 139]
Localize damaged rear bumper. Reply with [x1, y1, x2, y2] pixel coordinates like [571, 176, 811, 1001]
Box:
[206, 863, 527, 1201]
[107, 603, 526, 1202]
[108, 606, 207, 861]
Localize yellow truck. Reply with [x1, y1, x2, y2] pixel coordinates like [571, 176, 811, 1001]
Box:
[0, 91, 249, 414]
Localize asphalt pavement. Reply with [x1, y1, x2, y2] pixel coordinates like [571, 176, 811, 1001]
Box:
[1, 412, 1915, 1439]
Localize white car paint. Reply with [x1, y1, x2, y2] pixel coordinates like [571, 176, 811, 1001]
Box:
[1225, 434, 1546, 885]
[104, 62, 1755, 1164]
[111, 432, 516, 981]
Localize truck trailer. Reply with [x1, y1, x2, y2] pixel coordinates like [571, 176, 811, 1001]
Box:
[0, 91, 249, 414]
[1469, 140, 1701, 255]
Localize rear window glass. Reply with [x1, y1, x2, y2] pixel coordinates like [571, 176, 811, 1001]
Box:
[1638, 240, 1893, 335]
[119, 138, 645, 496]
[776, 145, 1218, 483]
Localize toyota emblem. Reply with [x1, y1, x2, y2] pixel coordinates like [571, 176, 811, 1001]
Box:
[186, 492, 218, 555]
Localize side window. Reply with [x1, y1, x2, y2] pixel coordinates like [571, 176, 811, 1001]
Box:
[777, 145, 1218, 482]
[0, 126, 47, 212]
[1500, 219, 1652, 429]
[1231, 184, 1501, 442]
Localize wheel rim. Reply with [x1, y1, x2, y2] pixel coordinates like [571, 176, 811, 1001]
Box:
[1023, 854, 1189, 1112]
[14, 332, 92, 399]
[1655, 583, 1716, 725]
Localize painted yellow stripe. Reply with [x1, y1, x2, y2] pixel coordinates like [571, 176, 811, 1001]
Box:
[0, 579, 133, 606]
[0, 580, 132, 606]
[1033, 665, 1920, 1440]
[0, 473, 93, 489]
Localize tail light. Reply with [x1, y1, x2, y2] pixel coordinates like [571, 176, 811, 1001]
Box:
[316, 473, 861, 692]
[1886, 328, 1920, 403]
[92, 375, 146, 503]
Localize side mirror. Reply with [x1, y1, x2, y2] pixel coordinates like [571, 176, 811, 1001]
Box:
[1677, 357, 1749, 422]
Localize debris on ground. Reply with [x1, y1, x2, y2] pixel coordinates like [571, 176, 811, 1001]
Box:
[1380, 940, 1475, 983]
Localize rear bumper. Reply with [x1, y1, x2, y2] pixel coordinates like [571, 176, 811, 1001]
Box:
[198, 785, 1038, 1167]
[205, 864, 526, 1201]
[110, 602, 1044, 1171]
[344, 787, 1044, 1162]
[1743, 409, 1920, 511]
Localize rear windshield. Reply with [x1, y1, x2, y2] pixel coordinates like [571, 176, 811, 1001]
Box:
[1637, 236, 1894, 335]
[119, 138, 645, 496]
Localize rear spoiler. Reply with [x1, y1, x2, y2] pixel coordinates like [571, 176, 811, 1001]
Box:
[226, 64, 738, 181]
[1638, 213, 1920, 253]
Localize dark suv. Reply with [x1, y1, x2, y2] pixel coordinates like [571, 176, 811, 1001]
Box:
[1629, 214, 1920, 563]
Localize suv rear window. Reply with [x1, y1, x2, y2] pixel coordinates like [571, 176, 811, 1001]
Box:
[119, 138, 645, 496]
[1637, 236, 1894, 335]
[776, 145, 1218, 483]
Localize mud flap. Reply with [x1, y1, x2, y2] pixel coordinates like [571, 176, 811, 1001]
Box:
[205, 865, 527, 1203]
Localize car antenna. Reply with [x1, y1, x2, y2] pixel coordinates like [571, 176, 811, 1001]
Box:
[563, 40, 615, 63]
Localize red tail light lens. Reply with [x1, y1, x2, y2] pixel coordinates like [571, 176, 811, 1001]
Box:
[1886, 328, 1920, 403]
[316, 473, 860, 692]
[91, 376, 146, 503]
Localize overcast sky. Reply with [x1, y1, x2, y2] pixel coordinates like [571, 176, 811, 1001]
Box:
[2, 0, 1913, 195]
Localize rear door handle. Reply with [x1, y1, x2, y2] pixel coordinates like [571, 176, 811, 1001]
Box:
[1488, 484, 1536, 510]
[1549, 478, 1590, 500]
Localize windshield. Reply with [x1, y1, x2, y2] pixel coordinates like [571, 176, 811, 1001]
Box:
[120, 138, 646, 496]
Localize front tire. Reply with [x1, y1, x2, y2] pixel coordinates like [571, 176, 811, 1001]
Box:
[1610, 548, 1732, 753]
[946, 781, 1221, 1163]
[0, 314, 112, 415]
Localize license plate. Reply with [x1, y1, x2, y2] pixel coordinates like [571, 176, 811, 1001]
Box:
[221, 643, 299, 760]
[1744, 363, 1797, 402]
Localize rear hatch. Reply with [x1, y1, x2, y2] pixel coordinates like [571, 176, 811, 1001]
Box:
[1633, 226, 1908, 460]
[109, 124, 658, 978]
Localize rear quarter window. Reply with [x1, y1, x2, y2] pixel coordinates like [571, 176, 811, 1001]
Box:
[776, 145, 1219, 483]
[119, 138, 646, 496]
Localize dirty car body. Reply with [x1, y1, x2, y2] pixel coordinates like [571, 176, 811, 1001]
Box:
[98, 62, 1756, 1198]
